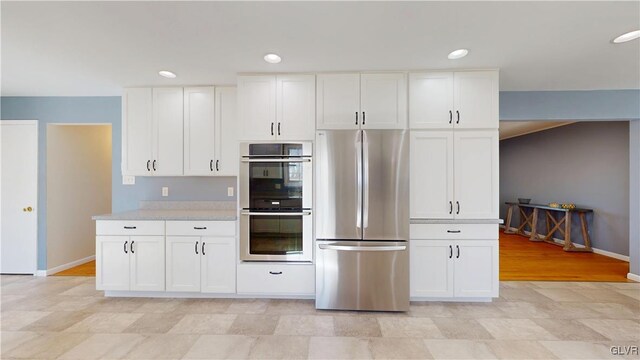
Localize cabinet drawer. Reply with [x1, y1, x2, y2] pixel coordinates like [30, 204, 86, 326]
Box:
[237, 263, 315, 296]
[166, 221, 236, 236]
[410, 224, 497, 240]
[96, 221, 165, 236]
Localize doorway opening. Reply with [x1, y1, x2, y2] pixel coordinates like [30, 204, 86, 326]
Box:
[46, 124, 111, 276]
[499, 120, 631, 282]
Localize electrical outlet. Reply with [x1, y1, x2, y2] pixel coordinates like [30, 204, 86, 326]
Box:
[227, 187, 234, 197]
[123, 175, 135, 185]
[162, 187, 169, 197]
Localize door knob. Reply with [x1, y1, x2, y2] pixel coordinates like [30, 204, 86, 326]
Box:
[23, 206, 33, 212]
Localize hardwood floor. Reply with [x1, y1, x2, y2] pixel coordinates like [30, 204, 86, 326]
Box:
[53, 260, 96, 276]
[54, 233, 632, 282]
[500, 231, 631, 282]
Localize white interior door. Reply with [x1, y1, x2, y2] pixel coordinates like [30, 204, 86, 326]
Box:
[1, 121, 38, 274]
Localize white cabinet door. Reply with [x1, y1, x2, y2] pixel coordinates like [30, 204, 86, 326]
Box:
[316, 73, 360, 130]
[238, 75, 276, 140]
[453, 71, 498, 129]
[410, 240, 454, 298]
[454, 130, 499, 219]
[166, 236, 201, 292]
[453, 240, 498, 298]
[130, 236, 165, 291]
[276, 74, 315, 140]
[409, 72, 454, 129]
[184, 87, 215, 176]
[215, 87, 239, 176]
[201, 237, 236, 294]
[410, 131, 454, 219]
[153, 88, 184, 175]
[360, 73, 407, 129]
[96, 236, 130, 291]
[122, 88, 153, 176]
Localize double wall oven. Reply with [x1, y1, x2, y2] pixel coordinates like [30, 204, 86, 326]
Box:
[240, 142, 313, 262]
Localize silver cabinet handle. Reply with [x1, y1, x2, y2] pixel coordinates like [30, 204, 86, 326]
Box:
[318, 244, 406, 252]
[130, 241, 134, 253]
[241, 210, 311, 216]
[146, 160, 151, 171]
[194, 226, 207, 230]
[269, 271, 282, 275]
[449, 245, 453, 258]
[241, 158, 311, 163]
[270, 122, 274, 136]
[195, 241, 199, 255]
[456, 110, 460, 124]
[449, 201, 453, 214]
[124, 241, 128, 254]
[449, 110, 452, 124]
[456, 201, 460, 215]
[216, 160, 219, 171]
[456, 245, 460, 258]
[210, 160, 214, 171]
[447, 230, 461, 233]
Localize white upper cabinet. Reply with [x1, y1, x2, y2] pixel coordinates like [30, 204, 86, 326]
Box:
[317, 72, 407, 130]
[122, 88, 153, 176]
[317, 73, 361, 130]
[360, 73, 407, 129]
[454, 130, 499, 219]
[184, 87, 216, 176]
[409, 72, 454, 129]
[183, 86, 238, 176]
[215, 87, 239, 176]
[410, 131, 454, 219]
[276, 75, 316, 140]
[409, 70, 498, 129]
[122, 87, 184, 176]
[238, 74, 315, 141]
[454, 71, 499, 129]
[410, 130, 498, 220]
[238, 75, 277, 141]
[153, 88, 184, 176]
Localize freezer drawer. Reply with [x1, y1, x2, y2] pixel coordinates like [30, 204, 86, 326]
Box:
[315, 240, 409, 311]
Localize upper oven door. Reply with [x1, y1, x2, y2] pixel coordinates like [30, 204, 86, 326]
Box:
[240, 143, 313, 210]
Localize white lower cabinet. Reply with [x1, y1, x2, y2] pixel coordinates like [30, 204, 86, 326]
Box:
[237, 263, 315, 296]
[165, 221, 236, 294]
[410, 239, 498, 299]
[96, 235, 165, 291]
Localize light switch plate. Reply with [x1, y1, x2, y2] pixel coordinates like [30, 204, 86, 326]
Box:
[227, 187, 234, 197]
[123, 175, 135, 185]
[162, 187, 169, 197]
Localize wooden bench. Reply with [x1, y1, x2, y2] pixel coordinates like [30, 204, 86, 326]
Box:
[504, 202, 593, 252]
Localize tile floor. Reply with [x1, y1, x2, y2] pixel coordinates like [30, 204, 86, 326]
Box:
[1, 275, 639, 359]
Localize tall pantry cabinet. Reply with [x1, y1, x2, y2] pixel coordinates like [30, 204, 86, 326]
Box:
[409, 70, 500, 300]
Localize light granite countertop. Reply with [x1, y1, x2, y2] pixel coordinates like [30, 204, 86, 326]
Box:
[92, 201, 237, 221]
[410, 218, 504, 224]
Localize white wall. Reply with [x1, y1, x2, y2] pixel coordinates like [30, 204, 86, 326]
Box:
[630, 120, 640, 277]
[46, 124, 112, 271]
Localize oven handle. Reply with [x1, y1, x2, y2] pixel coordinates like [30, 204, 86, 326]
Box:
[318, 244, 406, 252]
[241, 158, 311, 163]
[241, 210, 312, 216]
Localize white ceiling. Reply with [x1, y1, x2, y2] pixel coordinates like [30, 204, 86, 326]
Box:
[499, 120, 574, 140]
[2, 1, 639, 96]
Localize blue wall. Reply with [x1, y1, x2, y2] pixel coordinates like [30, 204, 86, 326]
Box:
[500, 90, 640, 121]
[1, 97, 236, 270]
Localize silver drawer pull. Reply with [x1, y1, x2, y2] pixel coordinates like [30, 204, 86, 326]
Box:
[447, 230, 461, 233]
[269, 271, 283, 275]
[123, 226, 137, 229]
[241, 211, 311, 216]
[194, 227, 207, 230]
[241, 158, 311, 163]
[318, 244, 406, 252]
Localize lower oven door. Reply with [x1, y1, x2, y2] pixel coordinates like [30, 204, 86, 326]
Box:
[315, 240, 409, 311]
[240, 210, 313, 262]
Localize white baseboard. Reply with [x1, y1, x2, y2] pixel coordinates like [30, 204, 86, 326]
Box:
[44, 255, 95, 276]
[627, 273, 640, 282]
[104, 290, 314, 299]
[35, 270, 47, 277]
[503, 226, 630, 262]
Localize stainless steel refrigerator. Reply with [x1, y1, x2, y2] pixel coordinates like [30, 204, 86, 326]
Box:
[315, 129, 409, 311]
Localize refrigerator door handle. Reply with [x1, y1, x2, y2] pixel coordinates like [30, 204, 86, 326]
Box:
[362, 131, 369, 229]
[356, 132, 363, 230]
[318, 244, 406, 252]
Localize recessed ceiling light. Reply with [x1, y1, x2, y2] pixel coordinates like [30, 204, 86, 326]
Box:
[264, 53, 282, 64]
[448, 49, 469, 60]
[158, 70, 176, 78]
[612, 30, 640, 43]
